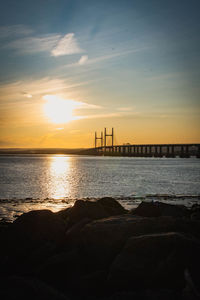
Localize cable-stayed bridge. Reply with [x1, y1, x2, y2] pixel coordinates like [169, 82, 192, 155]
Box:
[80, 128, 200, 158]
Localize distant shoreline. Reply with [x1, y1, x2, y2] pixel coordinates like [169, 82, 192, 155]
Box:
[0, 148, 84, 155]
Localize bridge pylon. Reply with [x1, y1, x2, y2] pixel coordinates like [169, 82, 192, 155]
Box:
[104, 127, 114, 148]
[95, 131, 103, 148]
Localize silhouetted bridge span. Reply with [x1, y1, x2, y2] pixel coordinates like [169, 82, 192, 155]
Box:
[80, 144, 200, 158]
[79, 128, 200, 157]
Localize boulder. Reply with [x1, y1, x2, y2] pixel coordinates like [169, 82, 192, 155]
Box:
[190, 204, 200, 221]
[12, 209, 66, 246]
[107, 232, 200, 291]
[98, 197, 127, 216]
[2, 210, 66, 276]
[0, 276, 69, 300]
[79, 215, 200, 271]
[131, 201, 189, 218]
[105, 290, 182, 300]
[56, 198, 127, 228]
[37, 248, 89, 294]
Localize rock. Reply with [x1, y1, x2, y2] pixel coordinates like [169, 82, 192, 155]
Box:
[56, 200, 109, 227]
[107, 232, 200, 292]
[131, 201, 189, 218]
[1, 202, 200, 300]
[98, 197, 127, 216]
[0, 276, 70, 300]
[12, 209, 66, 246]
[37, 249, 88, 294]
[56, 198, 127, 228]
[2, 210, 66, 276]
[65, 217, 91, 247]
[79, 270, 107, 297]
[191, 211, 200, 221]
[79, 215, 200, 272]
[182, 268, 200, 299]
[190, 204, 200, 220]
[105, 289, 182, 300]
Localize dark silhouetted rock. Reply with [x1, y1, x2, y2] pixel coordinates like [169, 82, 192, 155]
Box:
[2, 210, 66, 276]
[37, 248, 89, 295]
[131, 201, 189, 218]
[1, 201, 200, 300]
[98, 197, 127, 216]
[79, 215, 200, 272]
[107, 232, 200, 291]
[0, 276, 69, 300]
[56, 200, 109, 227]
[56, 198, 127, 228]
[105, 289, 182, 300]
[190, 204, 200, 220]
[79, 270, 107, 296]
[12, 209, 66, 245]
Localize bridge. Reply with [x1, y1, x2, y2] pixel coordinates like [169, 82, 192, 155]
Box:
[80, 128, 200, 158]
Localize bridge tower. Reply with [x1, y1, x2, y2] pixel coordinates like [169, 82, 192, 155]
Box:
[104, 127, 114, 148]
[95, 131, 103, 148]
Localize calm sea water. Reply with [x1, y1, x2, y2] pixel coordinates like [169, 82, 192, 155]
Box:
[0, 155, 200, 221]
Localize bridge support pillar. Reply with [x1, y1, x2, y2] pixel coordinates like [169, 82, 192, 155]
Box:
[159, 146, 162, 157]
[197, 146, 200, 158]
[144, 146, 148, 156]
[149, 146, 152, 157]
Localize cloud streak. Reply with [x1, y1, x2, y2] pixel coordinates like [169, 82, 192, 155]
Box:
[3, 31, 83, 57]
[4, 35, 60, 55]
[78, 55, 88, 65]
[51, 33, 82, 56]
[66, 47, 147, 68]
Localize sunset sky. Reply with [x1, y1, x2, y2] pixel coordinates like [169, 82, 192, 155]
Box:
[0, 0, 199, 148]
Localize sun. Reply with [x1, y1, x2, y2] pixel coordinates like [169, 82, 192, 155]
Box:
[43, 95, 81, 124]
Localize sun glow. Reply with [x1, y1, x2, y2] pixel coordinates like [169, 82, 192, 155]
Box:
[43, 94, 82, 124]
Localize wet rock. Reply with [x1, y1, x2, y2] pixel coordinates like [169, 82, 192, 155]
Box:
[107, 232, 200, 291]
[65, 217, 91, 246]
[79, 270, 107, 297]
[2, 210, 66, 275]
[131, 201, 189, 218]
[98, 197, 127, 216]
[105, 289, 182, 300]
[1, 202, 200, 300]
[56, 198, 127, 228]
[79, 215, 200, 271]
[190, 204, 200, 220]
[0, 220, 11, 235]
[0, 276, 70, 300]
[11, 209, 66, 247]
[56, 200, 109, 227]
[37, 249, 88, 294]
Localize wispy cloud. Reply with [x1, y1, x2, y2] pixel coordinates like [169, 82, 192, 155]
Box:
[78, 55, 88, 65]
[77, 110, 138, 121]
[0, 25, 33, 39]
[3, 31, 83, 57]
[4, 35, 60, 55]
[80, 113, 121, 119]
[0, 77, 92, 108]
[117, 107, 134, 112]
[22, 92, 32, 98]
[51, 33, 82, 56]
[65, 48, 146, 68]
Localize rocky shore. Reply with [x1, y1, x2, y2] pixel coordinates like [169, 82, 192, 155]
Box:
[0, 198, 200, 300]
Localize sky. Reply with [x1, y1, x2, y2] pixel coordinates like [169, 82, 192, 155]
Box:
[0, 0, 199, 148]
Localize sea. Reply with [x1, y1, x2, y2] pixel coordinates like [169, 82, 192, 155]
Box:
[0, 155, 200, 222]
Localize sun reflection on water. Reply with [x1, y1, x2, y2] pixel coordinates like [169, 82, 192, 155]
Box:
[49, 155, 71, 199]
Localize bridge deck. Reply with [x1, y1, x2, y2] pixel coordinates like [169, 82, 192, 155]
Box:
[82, 143, 200, 158]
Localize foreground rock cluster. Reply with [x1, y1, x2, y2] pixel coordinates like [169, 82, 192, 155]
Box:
[0, 198, 200, 300]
